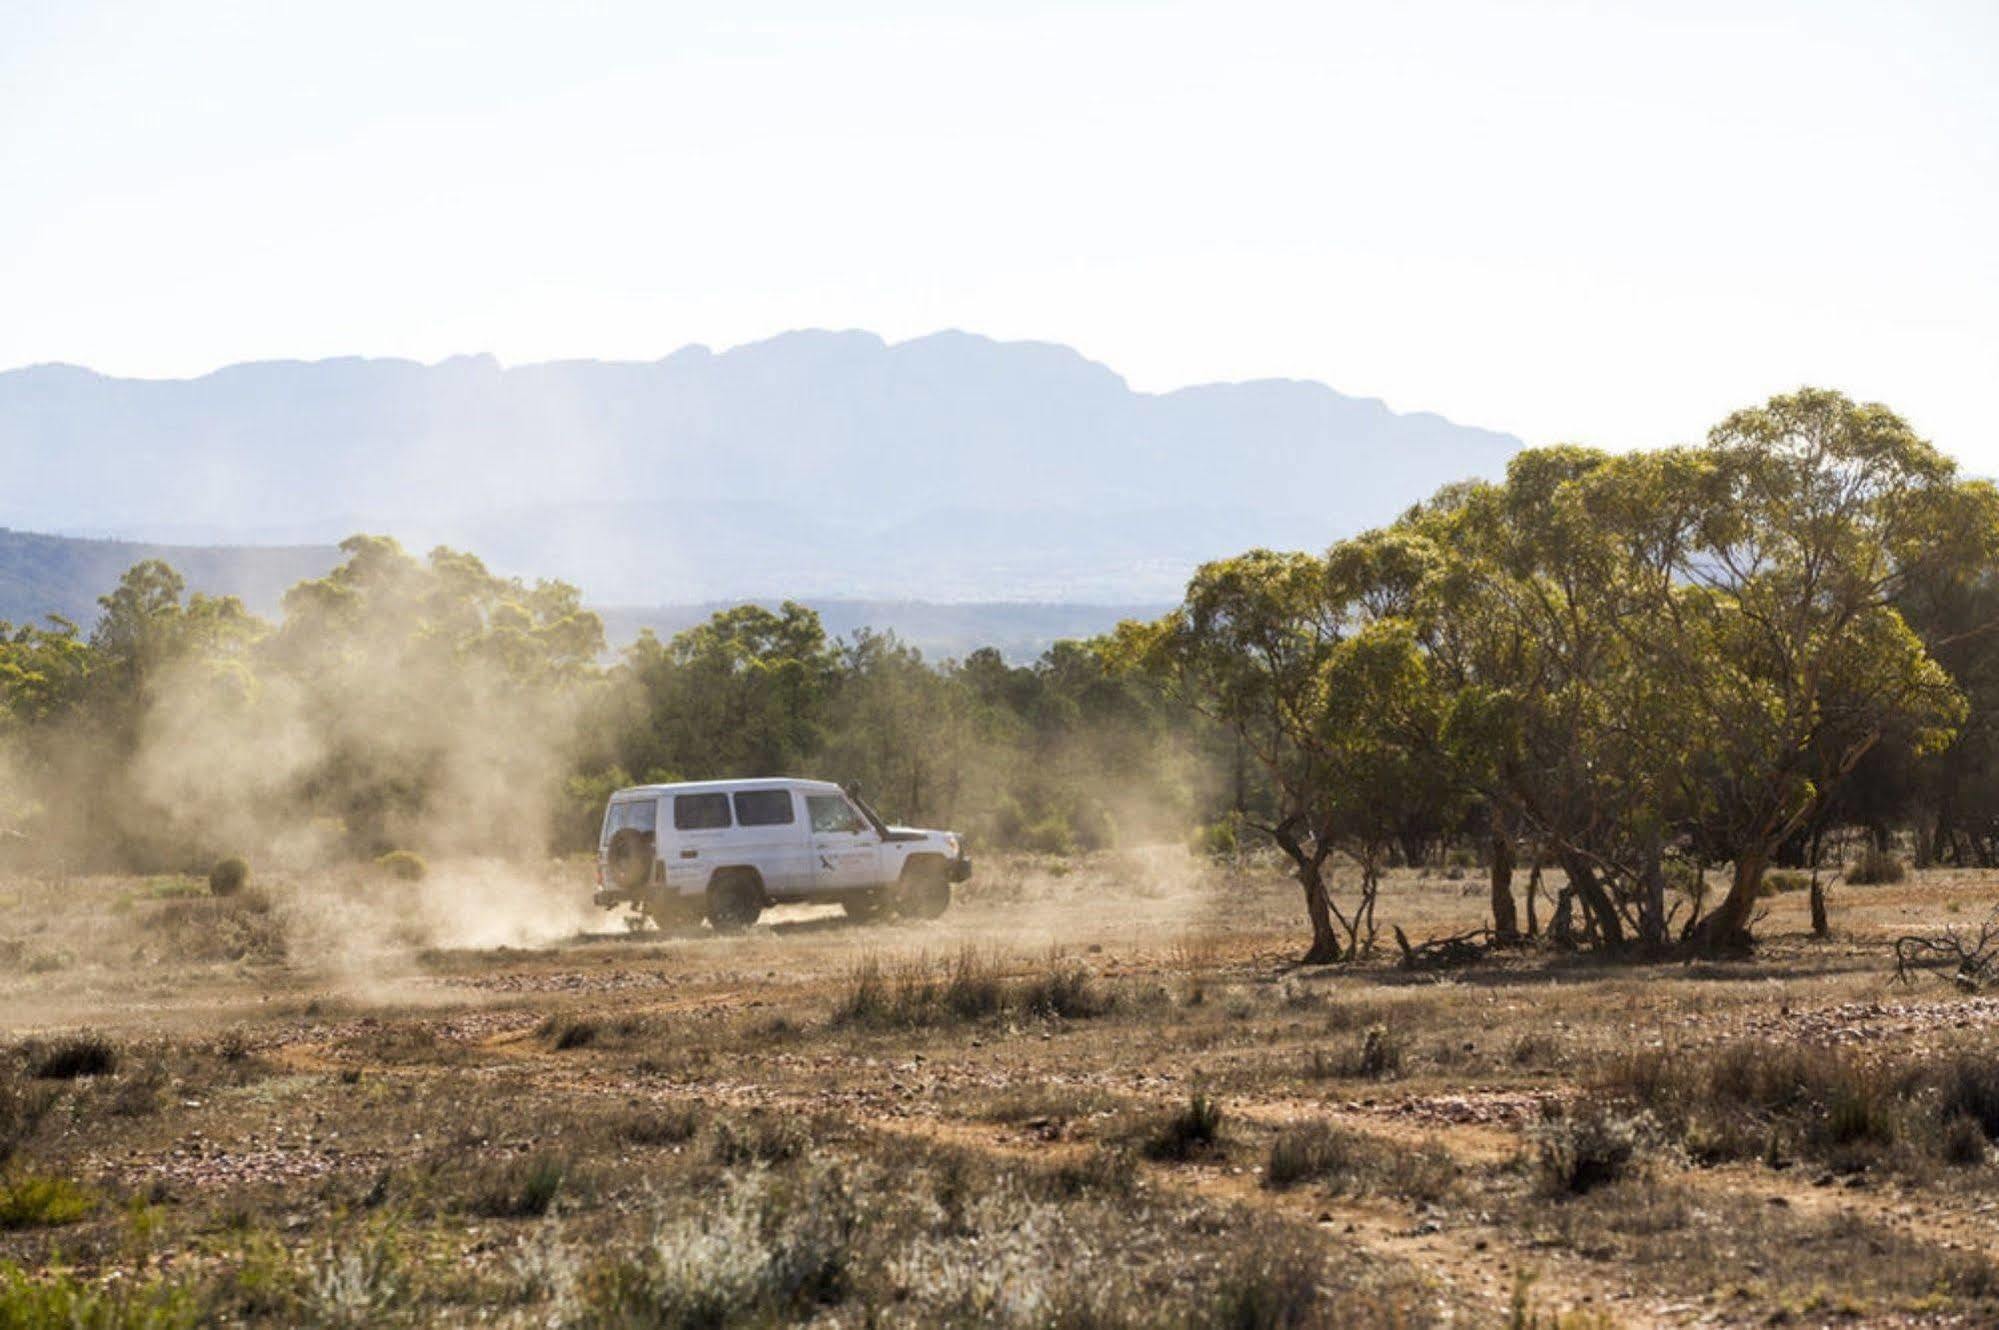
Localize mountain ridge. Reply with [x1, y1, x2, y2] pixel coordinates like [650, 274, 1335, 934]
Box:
[0, 329, 1523, 602]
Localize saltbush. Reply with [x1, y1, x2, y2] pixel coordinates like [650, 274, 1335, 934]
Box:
[208, 855, 250, 896]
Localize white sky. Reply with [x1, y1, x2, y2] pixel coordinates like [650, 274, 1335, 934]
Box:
[3, 0, 1995, 466]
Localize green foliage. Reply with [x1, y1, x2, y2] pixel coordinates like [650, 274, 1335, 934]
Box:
[0, 1262, 196, 1329]
[0, 1174, 93, 1229]
[208, 855, 249, 896]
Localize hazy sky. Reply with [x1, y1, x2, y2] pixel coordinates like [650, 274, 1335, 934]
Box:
[4, 1, 1995, 466]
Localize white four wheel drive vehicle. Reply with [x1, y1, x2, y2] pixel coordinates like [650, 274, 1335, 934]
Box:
[593, 777, 972, 931]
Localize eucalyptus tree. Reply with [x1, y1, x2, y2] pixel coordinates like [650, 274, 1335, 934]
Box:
[1666, 391, 1989, 947]
[1110, 549, 1351, 962]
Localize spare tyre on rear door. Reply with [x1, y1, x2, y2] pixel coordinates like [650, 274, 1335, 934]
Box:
[606, 826, 655, 893]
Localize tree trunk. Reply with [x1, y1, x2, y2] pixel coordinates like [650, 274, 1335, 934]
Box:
[1636, 827, 1668, 950]
[1271, 822, 1343, 964]
[1693, 849, 1767, 952]
[1550, 887, 1576, 947]
[1809, 878, 1829, 938]
[1525, 856, 1542, 938]
[1489, 830, 1519, 940]
[1558, 850, 1625, 950]
[1298, 858, 1343, 963]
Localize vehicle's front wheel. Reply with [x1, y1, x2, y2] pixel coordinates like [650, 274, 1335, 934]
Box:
[705, 874, 763, 933]
[896, 861, 951, 920]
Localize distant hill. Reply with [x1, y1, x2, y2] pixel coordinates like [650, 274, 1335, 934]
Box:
[0, 330, 1522, 603]
[0, 528, 337, 627]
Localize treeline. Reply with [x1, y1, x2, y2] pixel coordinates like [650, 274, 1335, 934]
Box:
[1113, 389, 1999, 959]
[3, 388, 1994, 966]
[0, 538, 1206, 872]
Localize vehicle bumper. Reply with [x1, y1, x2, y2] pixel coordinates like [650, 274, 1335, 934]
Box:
[949, 857, 973, 883]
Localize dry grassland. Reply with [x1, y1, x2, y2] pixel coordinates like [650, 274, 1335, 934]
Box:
[3, 850, 1999, 1327]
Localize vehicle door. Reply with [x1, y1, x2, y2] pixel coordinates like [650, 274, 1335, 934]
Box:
[730, 788, 811, 894]
[807, 792, 883, 890]
[667, 791, 734, 891]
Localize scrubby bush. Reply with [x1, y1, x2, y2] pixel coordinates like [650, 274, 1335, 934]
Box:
[831, 952, 1114, 1030]
[1531, 1104, 1647, 1195]
[1265, 1121, 1357, 1190]
[375, 850, 427, 882]
[0, 1173, 93, 1229]
[1847, 846, 1906, 885]
[540, 1015, 598, 1050]
[0, 1261, 195, 1327]
[616, 1105, 704, 1148]
[208, 855, 250, 896]
[30, 1034, 118, 1080]
[468, 1152, 567, 1218]
[709, 1113, 809, 1167]
[1143, 1091, 1224, 1161]
[1189, 815, 1240, 860]
[0, 1066, 55, 1164]
[150, 892, 284, 964]
[1590, 1040, 1980, 1173]
[582, 1165, 857, 1326]
[1302, 1023, 1406, 1081]
[1760, 870, 1811, 896]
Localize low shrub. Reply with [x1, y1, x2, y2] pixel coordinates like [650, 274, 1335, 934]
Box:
[149, 892, 284, 965]
[832, 951, 1114, 1030]
[540, 1016, 598, 1051]
[0, 1261, 196, 1328]
[1760, 870, 1811, 896]
[1847, 847, 1906, 885]
[468, 1152, 567, 1219]
[0, 1173, 93, 1229]
[1531, 1104, 1646, 1196]
[209, 855, 250, 896]
[376, 850, 427, 882]
[1201, 1231, 1325, 1330]
[1264, 1121, 1357, 1190]
[581, 1165, 857, 1325]
[709, 1113, 809, 1167]
[1144, 1091, 1224, 1162]
[1941, 1056, 1999, 1139]
[1189, 816, 1240, 860]
[30, 1034, 118, 1080]
[616, 1105, 704, 1147]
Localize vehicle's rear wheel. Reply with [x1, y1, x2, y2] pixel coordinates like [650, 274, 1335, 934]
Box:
[705, 873, 763, 933]
[896, 860, 951, 920]
[841, 890, 889, 922]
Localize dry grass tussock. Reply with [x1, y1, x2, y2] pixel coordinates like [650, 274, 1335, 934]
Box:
[831, 947, 1118, 1029]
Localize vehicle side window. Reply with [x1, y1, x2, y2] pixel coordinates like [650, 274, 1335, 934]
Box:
[733, 789, 795, 827]
[807, 794, 866, 835]
[674, 793, 732, 831]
